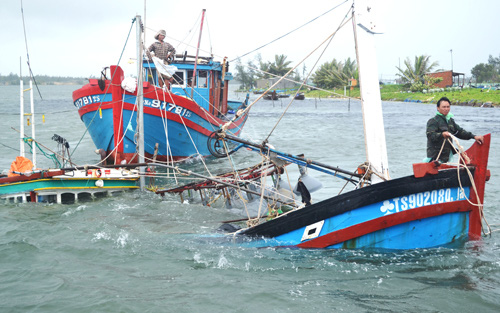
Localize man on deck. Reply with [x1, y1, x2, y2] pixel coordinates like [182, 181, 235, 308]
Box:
[426, 97, 484, 163]
[147, 29, 175, 88]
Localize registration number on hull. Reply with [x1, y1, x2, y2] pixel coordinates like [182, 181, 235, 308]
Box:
[380, 187, 468, 216]
[74, 95, 192, 119]
[74, 95, 102, 108]
[144, 99, 192, 118]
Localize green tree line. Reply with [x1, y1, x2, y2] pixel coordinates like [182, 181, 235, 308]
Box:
[471, 54, 500, 83]
[0, 73, 87, 85]
[235, 53, 359, 90]
[235, 52, 500, 92]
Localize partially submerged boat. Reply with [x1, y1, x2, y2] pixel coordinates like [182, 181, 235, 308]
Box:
[180, 0, 492, 249]
[237, 143, 490, 249]
[0, 159, 139, 204]
[1, 65, 139, 204]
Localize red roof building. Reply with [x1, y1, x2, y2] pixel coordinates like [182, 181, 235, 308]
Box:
[427, 70, 465, 88]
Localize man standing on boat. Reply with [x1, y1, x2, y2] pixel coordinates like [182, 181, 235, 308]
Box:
[147, 29, 175, 88]
[426, 97, 484, 163]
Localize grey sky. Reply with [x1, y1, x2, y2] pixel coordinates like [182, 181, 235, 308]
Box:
[1, 0, 499, 81]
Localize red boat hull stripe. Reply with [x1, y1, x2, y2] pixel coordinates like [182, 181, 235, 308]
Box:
[297, 201, 472, 248]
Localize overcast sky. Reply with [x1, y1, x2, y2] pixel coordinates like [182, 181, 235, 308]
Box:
[2, 0, 499, 81]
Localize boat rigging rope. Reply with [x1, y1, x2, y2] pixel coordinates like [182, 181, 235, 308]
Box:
[210, 134, 300, 226]
[138, 53, 249, 188]
[221, 14, 353, 134]
[283, 166, 297, 203]
[9, 127, 74, 167]
[167, 102, 214, 177]
[216, 141, 300, 217]
[96, 88, 135, 166]
[204, 15, 213, 56]
[0, 142, 19, 152]
[434, 137, 450, 164]
[157, 91, 175, 167]
[264, 7, 353, 143]
[20, 0, 42, 100]
[142, 64, 177, 181]
[139, 66, 215, 178]
[229, 0, 349, 63]
[244, 63, 358, 101]
[172, 10, 203, 53]
[71, 17, 136, 161]
[257, 149, 276, 222]
[220, 140, 251, 215]
[22, 137, 60, 168]
[142, 52, 237, 130]
[146, 9, 213, 60]
[443, 136, 491, 236]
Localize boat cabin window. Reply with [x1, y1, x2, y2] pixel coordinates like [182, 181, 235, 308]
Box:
[187, 71, 195, 87]
[171, 69, 210, 89]
[198, 71, 208, 88]
[172, 70, 186, 88]
[145, 68, 156, 84]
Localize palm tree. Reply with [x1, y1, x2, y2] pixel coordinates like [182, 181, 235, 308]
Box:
[396, 55, 439, 86]
[234, 60, 256, 89]
[254, 54, 271, 79]
[312, 58, 358, 89]
[268, 54, 293, 77]
[337, 57, 358, 85]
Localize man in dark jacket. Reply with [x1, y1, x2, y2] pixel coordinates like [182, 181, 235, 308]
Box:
[426, 97, 484, 163]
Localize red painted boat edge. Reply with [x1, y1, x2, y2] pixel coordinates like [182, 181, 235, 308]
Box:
[297, 201, 473, 249]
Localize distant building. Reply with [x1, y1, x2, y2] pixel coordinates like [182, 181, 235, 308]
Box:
[427, 70, 465, 88]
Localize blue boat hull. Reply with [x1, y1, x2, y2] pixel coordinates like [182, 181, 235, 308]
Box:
[232, 137, 491, 250]
[73, 65, 249, 163]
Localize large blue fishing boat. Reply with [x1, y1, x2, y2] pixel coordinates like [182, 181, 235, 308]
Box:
[73, 58, 248, 164]
[72, 13, 249, 165]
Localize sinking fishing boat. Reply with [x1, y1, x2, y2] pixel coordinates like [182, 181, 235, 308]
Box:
[72, 11, 249, 165]
[199, 0, 492, 249]
[1, 70, 139, 204]
[0, 161, 139, 204]
[219, 136, 491, 249]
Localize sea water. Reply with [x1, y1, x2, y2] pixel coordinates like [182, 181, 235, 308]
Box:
[0, 85, 499, 312]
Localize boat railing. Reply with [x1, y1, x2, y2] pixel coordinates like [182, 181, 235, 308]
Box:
[173, 52, 213, 64]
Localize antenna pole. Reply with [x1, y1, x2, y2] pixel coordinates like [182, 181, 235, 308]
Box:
[29, 78, 36, 167]
[136, 15, 145, 191]
[20, 57, 25, 157]
[191, 9, 206, 98]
